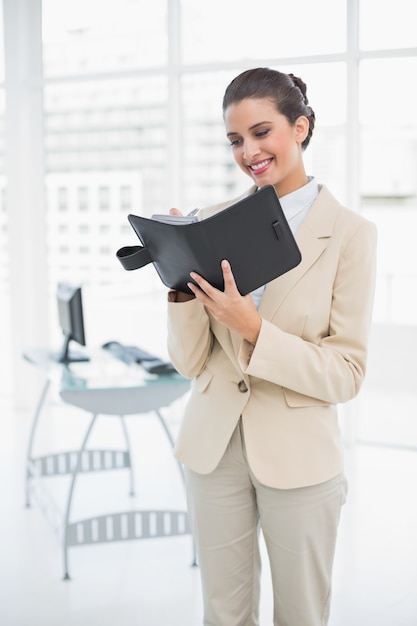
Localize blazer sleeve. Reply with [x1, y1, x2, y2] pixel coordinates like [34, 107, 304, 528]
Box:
[166, 186, 256, 379]
[167, 298, 213, 378]
[239, 218, 377, 405]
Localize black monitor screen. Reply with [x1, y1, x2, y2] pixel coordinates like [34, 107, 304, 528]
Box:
[55, 282, 88, 363]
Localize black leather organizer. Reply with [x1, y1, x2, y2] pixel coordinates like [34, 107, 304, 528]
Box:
[116, 185, 301, 295]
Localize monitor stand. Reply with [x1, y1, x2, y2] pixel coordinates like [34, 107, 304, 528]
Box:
[53, 334, 90, 363]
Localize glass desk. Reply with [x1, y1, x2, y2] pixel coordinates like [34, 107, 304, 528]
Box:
[23, 348, 192, 580]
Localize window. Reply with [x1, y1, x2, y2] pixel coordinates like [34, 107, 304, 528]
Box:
[359, 56, 417, 324]
[44, 76, 168, 288]
[42, 0, 168, 76]
[180, 0, 347, 63]
[38, 0, 417, 319]
[360, 0, 417, 50]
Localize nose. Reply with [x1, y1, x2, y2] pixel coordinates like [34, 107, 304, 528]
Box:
[243, 138, 260, 162]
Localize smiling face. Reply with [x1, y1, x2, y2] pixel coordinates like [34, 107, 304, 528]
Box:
[224, 97, 309, 198]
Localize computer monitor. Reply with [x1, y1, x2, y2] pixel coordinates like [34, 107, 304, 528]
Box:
[55, 282, 89, 363]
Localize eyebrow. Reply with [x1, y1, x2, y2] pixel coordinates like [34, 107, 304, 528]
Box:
[226, 121, 272, 138]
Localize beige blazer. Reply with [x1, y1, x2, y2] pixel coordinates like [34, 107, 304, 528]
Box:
[167, 185, 377, 489]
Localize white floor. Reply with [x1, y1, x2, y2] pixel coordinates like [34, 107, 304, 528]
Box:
[1, 383, 417, 626]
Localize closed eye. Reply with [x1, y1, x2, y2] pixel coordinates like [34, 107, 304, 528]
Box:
[229, 137, 242, 147]
[228, 127, 270, 147]
[255, 128, 270, 138]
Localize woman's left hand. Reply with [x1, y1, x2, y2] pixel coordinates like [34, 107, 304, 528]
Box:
[188, 259, 262, 345]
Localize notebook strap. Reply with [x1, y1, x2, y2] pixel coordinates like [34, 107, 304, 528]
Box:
[116, 245, 152, 271]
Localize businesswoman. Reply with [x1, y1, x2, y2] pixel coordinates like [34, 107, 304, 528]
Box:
[167, 67, 377, 626]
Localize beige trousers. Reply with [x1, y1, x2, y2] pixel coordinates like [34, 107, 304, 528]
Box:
[185, 420, 347, 626]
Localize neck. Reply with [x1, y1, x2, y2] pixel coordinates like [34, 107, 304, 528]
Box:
[275, 173, 309, 198]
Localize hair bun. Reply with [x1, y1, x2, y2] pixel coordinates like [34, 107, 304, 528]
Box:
[288, 73, 309, 104]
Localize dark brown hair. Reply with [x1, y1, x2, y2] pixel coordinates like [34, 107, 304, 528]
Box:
[222, 67, 316, 150]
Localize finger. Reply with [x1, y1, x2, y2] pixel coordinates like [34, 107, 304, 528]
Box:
[187, 281, 197, 295]
[189, 271, 218, 298]
[169, 208, 183, 216]
[221, 259, 240, 295]
[187, 280, 211, 303]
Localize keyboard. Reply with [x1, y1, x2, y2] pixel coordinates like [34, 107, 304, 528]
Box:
[101, 341, 177, 374]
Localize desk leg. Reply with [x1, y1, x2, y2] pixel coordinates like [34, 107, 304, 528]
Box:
[62, 412, 98, 581]
[119, 415, 135, 497]
[25, 379, 51, 508]
[154, 409, 184, 484]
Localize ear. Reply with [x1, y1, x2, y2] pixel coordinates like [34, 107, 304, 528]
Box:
[294, 116, 309, 144]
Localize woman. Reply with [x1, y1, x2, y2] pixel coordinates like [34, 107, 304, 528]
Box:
[167, 67, 377, 626]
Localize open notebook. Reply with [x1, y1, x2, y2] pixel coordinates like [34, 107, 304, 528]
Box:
[116, 185, 301, 295]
